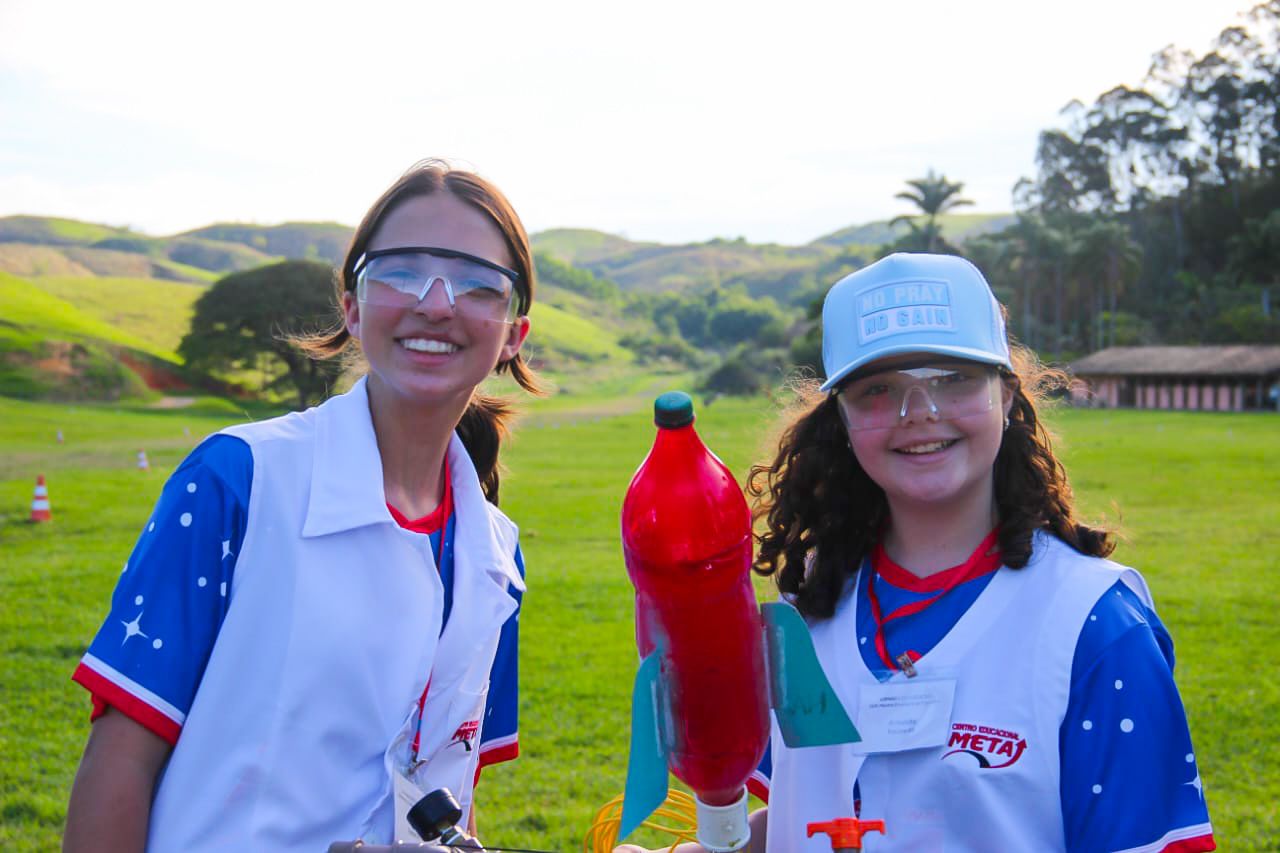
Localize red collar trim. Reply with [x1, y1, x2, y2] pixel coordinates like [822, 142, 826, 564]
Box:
[873, 528, 1002, 592]
[387, 457, 453, 535]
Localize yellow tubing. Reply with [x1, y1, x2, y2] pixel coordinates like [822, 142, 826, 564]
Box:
[584, 790, 699, 853]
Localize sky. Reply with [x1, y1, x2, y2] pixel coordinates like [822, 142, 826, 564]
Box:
[0, 0, 1257, 246]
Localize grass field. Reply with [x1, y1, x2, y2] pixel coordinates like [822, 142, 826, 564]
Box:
[1, 394, 1277, 850]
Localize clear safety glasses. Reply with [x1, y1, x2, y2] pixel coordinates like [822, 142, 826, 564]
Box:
[836, 363, 1000, 431]
[354, 247, 521, 323]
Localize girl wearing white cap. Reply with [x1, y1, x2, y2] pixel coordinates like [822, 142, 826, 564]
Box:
[736, 253, 1216, 852]
[66, 161, 535, 851]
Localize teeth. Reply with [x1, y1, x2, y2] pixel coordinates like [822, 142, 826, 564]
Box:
[401, 338, 457, 353]
[899, 440, 951, 454]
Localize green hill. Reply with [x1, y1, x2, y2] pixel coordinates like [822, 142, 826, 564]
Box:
[0, 217, 701, 402]
[812, 212, 1015, 249]
[0, 215, 135, 246]
[531, 228, 654, 266]
[0, 216, 348, 280]
[1, 214, 1019, 307]
[0, 242, 222, 283]
[182, 222, 353, 265]
[29, 276, 204, 357]
[0, 269, 644, 403]
[526, 293, 635, 369]
[0, 243, 102, 277]
[88, 234, 275, 274]
[0, 212, 1030, 403]
[0, 273, 178, 360]
[532, 217, 1014, 304]
[0, 272, 186, 400]
[534, 229, 831, 297]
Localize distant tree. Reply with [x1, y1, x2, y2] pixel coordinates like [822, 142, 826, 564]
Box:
[700, 345, 789, 397]
[674, 300, 711, 344]
[1209, 302, 1280, 342]
[701, 359, 763, 396]
[179, 260, 343, 409]
[965, 213, 1070, 353]
[619, 332, 705, 367]
[891, 170, 974, 252]
[706, 295, 786, 346]
[1229, 209, 1280, 289]
[1067, 219, 1142, 349]
[786, 295, 825, 377]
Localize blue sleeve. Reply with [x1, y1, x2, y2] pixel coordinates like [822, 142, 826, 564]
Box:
[72, 435, 252, 741]
[479, 541, 523, 767]
[1060, 580, 1215, 852]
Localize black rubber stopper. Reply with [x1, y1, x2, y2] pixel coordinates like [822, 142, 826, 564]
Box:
[654, 391, 695, 428]
[407, 787, 463, 842]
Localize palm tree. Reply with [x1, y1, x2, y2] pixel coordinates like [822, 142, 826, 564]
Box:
[891, 170, 974, 252]
[979, 213, 1070, 353]
[1067, 219, 1142, 350]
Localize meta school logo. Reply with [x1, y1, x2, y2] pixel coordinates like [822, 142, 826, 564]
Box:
[450, 720, 481, 752]
[942, 722, 1027, 769]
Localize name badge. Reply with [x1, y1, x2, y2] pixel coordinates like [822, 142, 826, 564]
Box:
[851, 678, 956, 754]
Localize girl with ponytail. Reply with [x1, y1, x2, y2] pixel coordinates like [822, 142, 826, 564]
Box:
[67, 161, 539, 852]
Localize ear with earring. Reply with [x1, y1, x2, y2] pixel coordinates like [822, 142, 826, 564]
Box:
[1003, 415, 1011, 431]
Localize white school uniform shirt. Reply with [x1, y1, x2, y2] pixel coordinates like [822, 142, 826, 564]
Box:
[766, 533, 1153, 853]
[139, 376, 524, 852]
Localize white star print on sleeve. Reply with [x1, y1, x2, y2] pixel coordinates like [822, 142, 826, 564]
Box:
[72, 435, 252, 744]
[1060, 581, 1215, 852]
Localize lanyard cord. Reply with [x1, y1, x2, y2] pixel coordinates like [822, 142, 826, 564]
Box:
[411, 517, 450, 763]
[866, 530, 1001, 672]
[867, 571, 956, 672]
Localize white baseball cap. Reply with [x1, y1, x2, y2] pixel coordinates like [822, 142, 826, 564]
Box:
[819, 253, 1012, 392]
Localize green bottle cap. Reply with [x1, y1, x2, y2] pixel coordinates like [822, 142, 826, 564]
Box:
[654, 391, 695, 428]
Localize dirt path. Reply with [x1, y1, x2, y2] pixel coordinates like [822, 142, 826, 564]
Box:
[149, 396, 197, 409]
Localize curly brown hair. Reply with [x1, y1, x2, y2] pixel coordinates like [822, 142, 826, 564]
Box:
[747, 346, 1114, 620]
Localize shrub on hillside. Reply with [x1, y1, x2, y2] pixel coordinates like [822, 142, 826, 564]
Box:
[700, 346, 790, 397]
[534, 252, 621, 302]
[619, 332, 704, 367]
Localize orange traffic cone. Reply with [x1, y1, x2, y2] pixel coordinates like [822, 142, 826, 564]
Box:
[137, 450, 150, 472]
[30, 475, 52, 522]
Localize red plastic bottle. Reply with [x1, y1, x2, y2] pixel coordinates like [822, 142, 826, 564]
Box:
[621, 392, 770, 808]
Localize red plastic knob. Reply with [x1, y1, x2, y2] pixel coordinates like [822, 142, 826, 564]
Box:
[806, 818, 887, 851]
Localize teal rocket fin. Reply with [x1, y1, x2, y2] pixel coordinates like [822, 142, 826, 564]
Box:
[618, 651, 669, 841]
[761, 601, 861, 748]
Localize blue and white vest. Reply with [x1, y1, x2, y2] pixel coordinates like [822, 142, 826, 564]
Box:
[766, 533, 1152, 853]
[145, 378, 524, 852]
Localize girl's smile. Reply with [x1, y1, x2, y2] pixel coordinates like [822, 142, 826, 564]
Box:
[892, 437, 959, 455]
[398, 336, 459, 354]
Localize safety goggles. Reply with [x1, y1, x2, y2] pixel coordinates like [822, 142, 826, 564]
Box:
[835, 362, 999, 431]
[353, 247, 520, 323]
